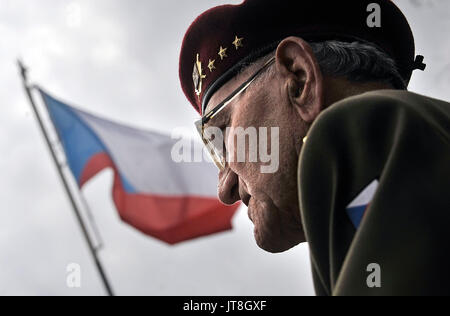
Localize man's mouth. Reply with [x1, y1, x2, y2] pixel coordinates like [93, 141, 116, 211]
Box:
[247, 202, 254, 222]
[239, 184, 252, 207]
[241, 194, 251, 207]
[240, 188, 253, 222]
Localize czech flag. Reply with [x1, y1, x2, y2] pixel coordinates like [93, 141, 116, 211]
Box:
[39, 89, 239, 245]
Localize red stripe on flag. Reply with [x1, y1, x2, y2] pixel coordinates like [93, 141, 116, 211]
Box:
[79, 152, 114, 187]
[114, 192, 238, 245]
[79, 153, 240, 244]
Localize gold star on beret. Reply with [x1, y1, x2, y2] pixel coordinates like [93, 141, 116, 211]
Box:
[207, 59, 216, 72]
[232, 36, 244, 50]
[218, 46, 228, 60]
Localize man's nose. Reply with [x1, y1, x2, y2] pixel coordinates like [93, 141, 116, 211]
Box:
[218, 168, 241, 205]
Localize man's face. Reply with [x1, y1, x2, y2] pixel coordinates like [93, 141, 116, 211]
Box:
[204, 59, 309, 253]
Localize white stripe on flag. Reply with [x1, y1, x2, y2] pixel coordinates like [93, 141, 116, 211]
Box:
[74, 108, 219, 197]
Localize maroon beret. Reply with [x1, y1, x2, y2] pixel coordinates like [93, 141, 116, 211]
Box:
[179, 0, 425, 115]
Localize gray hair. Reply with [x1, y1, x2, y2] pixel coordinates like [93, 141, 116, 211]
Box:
[247, 40, 406, 90]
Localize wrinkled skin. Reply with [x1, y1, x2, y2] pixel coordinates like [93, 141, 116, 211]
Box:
[204, 37, 391, 253]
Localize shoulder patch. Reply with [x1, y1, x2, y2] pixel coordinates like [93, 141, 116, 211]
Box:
[346, 180, 380, 229]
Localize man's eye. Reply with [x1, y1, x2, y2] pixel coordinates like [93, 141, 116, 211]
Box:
[220, 117, 231, 132]
[207, 126, 226, 142]
[208, 134, 217, 142]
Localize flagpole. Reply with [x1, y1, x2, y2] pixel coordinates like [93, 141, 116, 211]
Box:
[17, 60, 115, 297]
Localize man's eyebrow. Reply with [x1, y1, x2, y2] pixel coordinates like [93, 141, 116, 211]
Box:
[204, 95, 222, 117]
[205, 109, 228, 128]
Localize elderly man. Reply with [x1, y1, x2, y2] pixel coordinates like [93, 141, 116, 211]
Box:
[179, 0, 450, 295]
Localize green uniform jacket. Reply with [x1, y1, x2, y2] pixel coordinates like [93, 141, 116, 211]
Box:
[298, 90, 450, 296]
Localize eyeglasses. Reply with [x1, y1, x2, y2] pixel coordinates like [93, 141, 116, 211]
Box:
[195, 57, 276, 171]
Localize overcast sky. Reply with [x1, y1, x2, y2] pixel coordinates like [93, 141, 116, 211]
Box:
[0, 0, 449, 296]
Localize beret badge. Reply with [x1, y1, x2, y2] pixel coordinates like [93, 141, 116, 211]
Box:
[193, 54, 206, 98]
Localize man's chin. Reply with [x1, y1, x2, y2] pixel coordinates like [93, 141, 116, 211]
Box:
[253, 227, 301, 254]
[248, 193, 305, 253]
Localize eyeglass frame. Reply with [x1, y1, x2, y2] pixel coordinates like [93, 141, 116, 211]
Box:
[195, 56, 276, 170]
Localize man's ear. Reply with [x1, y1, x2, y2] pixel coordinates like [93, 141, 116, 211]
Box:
[275, 37, 324, 123]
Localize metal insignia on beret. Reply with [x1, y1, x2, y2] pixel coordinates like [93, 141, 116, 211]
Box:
[232, 36, 244, 50]
[193, 54, 206, 97]
[218, 46, 228, 60]
[208, 59, 216, 72]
